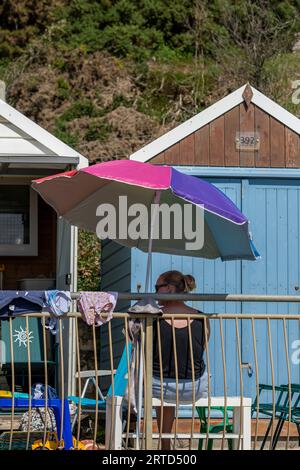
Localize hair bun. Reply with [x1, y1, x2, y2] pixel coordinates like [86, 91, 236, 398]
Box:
[184, 274, 196, 292]
[160, 270, 196, 293]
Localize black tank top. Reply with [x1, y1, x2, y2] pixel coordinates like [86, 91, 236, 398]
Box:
[153, 315, 206, 380]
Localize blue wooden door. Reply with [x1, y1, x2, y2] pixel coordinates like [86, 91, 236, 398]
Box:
[241, 179, 300, 397]
[131, 177, 300, 401]
[131, 178, 243, 396]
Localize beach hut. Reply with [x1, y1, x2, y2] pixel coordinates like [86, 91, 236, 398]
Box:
[0, 90, 88, 394]
[101, 83, 300, 400]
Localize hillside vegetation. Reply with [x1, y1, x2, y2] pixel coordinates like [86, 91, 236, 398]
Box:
[2, 0, 300, 162]
[1, 0, 300, 289]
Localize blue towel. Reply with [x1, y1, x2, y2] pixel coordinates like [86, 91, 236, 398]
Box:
[0, 290, 45, 318]
[0, 291, 71, 335]
[43, 290, 72, 334]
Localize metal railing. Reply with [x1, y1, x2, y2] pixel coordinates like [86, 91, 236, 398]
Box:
[0, 293, 299, 450]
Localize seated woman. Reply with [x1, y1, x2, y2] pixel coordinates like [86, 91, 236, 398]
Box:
[153, 270, 210, 450]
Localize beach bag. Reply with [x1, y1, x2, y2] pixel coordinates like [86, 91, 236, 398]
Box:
[19, 384, 59, 432]
[19, 407, 57, 432]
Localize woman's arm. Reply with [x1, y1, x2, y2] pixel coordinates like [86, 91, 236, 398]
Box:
[203, 317, 210, 349]
[205, 318, 210, 342]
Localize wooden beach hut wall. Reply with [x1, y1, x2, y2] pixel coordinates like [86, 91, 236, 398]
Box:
[101, 84, 300, 401]
[0, 93, 88, 394]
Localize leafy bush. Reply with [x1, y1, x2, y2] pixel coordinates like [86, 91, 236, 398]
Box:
[77, 230, 101, 291]
[53, 116, 79, 147]
[0, 0, 62, 58]
[60, 99, 102, 121]
[85, 120, 112, 142]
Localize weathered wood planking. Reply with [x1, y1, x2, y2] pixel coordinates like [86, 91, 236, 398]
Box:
[225, 107, 239, 166]
[194, 125, 209, 165]
[153, 151, 165, 164]
[270, 117, 285, 167]
[165, 143, 180, 164]
[151, 103, 300, 168]
[179, 133, 195, 165]
[239, 102, 255, 167]
[255, 106, 270, 167]
[209, 115, 225, 166]
[285, 128, 299, 168]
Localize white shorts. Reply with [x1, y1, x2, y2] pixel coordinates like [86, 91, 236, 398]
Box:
[152, 370, 208, 404]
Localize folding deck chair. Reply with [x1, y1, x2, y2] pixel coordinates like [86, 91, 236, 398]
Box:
[68, 343, 132, 430]
[252, 383, 300, 449]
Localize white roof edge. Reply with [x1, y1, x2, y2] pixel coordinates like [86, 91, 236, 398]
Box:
[251, 87, 300, 135]
[0, 98, 88, 168]
[130, 83, 300, 163]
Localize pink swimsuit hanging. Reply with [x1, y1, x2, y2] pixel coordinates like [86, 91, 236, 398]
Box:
[77, 291, 118, 326]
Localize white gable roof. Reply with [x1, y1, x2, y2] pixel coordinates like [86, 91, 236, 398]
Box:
[130, 84, 300, 163]
[0, 98, 88, 168]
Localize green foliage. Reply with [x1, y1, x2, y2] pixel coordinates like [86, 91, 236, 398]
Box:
[85, 120, 112, 142]
[263, 53, 300, 117]
[77, 230, 101, 291]
[97, 24, 165, 60]
[53, 116, 79, 147]
[0, 59, 11, 80]
[52, 56, 68, 71]
[60, 99, 102, 121]
[0, 0, 62, 58]
[54, 0, 194, 59]
[52, 99, 110, 147]
[55, 0, 300, 66]
[153, 45, 189, 64]
[57, 76, 70, 90]
[135, 57, 219, 122]
[1, 0, 300, 288]
[1, 1, 299, 69]
[1, 1, 300, 90]
[136, 70, 178, 121]
[56, 76, 71, 99]
[110, 94, 132, 109]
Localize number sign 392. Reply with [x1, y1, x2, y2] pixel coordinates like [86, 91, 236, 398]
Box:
[236, 132, 260, 151]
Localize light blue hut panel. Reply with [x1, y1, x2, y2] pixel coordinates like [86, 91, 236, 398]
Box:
[241, 179, 300, 397]
[131, 178, 243, 397]
[131, 177, 300, 401]
[100, 240, 131, 370]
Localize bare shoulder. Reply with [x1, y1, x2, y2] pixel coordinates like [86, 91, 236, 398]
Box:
[184, 304, 203, 315]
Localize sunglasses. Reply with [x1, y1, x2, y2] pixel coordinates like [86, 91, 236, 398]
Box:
[155, 283, 169, 292]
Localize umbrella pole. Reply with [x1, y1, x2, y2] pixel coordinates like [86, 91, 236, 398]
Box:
[136, 190, 161, 449]
[145, 191, 161, 291]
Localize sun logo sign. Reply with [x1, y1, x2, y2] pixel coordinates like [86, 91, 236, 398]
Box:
[13, 326, 34, 348]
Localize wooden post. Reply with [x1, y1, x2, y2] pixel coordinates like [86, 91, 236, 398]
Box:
[105, 396, 123, 450]
[145, 314, 153, 449]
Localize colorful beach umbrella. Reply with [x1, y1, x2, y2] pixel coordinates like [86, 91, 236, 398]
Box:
[32, 159, 259, 262]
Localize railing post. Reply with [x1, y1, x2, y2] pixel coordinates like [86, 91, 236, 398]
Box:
[145, 314, 153, 449]
[105, 396, 123, 450]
